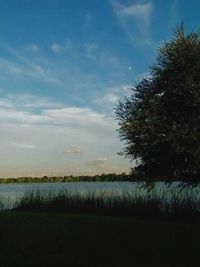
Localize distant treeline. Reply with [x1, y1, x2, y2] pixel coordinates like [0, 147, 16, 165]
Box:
[0, 173, 137, 183]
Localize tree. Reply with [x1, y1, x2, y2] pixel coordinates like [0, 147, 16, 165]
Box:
[115, 25, 200, 182]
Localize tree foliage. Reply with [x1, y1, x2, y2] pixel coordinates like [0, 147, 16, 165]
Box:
[116, 25, 200, 182]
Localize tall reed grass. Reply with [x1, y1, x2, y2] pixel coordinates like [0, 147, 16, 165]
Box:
[12, 185, 200, 221]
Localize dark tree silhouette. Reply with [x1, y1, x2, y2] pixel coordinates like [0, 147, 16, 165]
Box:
[116, 25, 200, 182]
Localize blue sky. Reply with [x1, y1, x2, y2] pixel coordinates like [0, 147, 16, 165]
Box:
[0, 0, 199, 177]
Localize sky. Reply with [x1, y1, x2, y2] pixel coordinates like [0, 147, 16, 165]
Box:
[0, 0, 199, 177]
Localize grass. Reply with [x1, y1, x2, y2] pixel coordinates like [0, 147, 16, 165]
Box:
[14, 190, 162, 218]
[11, 185, 200, 221]
[0, 211, 200, 267]
[1, 185, 200, 266]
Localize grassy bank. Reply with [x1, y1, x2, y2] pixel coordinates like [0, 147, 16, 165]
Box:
[0, 211, 199, 267]
[12, 187, 200, 221]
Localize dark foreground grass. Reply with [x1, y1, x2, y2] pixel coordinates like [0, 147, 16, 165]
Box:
[13, 189, 200, 221]
[0, 211, 200, 267]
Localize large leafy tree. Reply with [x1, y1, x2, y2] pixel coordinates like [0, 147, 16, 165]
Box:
[116, 26, 200, 182]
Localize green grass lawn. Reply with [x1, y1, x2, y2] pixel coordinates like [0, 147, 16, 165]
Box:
[0, 212, 199, 267]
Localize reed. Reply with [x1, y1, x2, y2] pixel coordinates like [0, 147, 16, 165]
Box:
[13, 185, 200, 220]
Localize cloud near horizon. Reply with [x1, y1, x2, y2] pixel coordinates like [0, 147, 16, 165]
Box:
[0, 92, 131, 177]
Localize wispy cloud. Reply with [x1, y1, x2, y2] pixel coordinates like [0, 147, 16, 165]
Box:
[86, 157, 121, 172]
[115, 2, 152, 18]
[102, 93, 119, 104]
[0, 39, 128, 101]
[25, 44, 40, 53]
[169, 0, 181, 27]
[11, 142, 38, 149]
[0, 44, 63, 86]
[50, 43, 63, 55]
[63, 146, 84, 155]
[0, 107, 114, 128]
[50, 39, 71, 55]
[91, 84, 132, 109]
[83, 11, 93, 31]
[0, 94, 63, 110]
[84, 42, 120, 68]
[84, 42, 98, 59]
[86, 158, 108, 167]
[111, 1, 153, 45]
